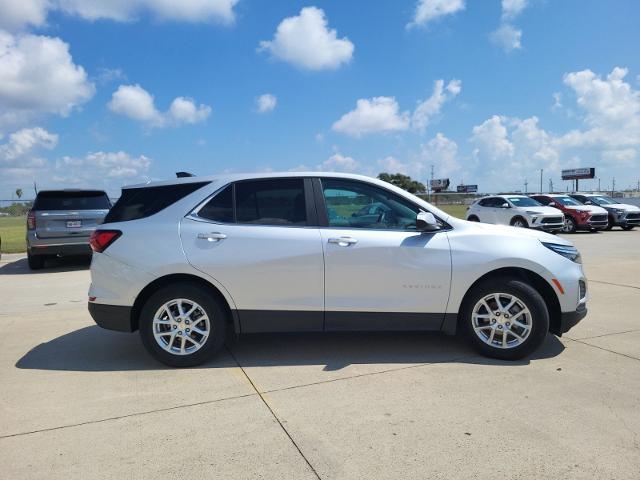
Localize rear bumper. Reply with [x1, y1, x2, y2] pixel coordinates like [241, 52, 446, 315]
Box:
[88, 302, 134, 332]
[557, 304, 587, 335]
[29, 243, 92, 256]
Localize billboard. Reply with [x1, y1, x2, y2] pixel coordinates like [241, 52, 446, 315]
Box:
[430, 178, 450, 191]
[561, 168, 595, 180]
[457, 184, 478, 193]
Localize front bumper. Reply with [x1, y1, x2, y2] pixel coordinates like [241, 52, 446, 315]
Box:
[88, 302, 134, 332]
[557, 303, 587, 335]
[613, 214, 640, 227]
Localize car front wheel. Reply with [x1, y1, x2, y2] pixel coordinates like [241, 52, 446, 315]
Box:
[139, 283, 227, 367]
[510, 217, 528, 228]
[622, 226, 635, 231]
[562, 217, 576, 233]
[461, 278, 549, 360]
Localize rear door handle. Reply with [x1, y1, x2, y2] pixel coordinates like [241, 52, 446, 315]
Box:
[328, 236, 358, 247]
[197, 232, 227, 242]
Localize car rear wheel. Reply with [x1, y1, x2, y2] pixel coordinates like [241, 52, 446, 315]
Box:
[562, 217, 576, 233]
[27, 252, 45, 270]
[460, 278, 549, 360]
[510, 217, 528, 228]
[467, 215, 479, 222]
[139, 283, 227, 367]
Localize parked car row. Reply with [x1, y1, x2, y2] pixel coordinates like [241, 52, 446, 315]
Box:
[466, 193, 640, 233]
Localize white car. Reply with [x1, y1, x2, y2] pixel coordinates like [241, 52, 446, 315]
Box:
[88, 173, 587, 366]
[466, 195, 564, 232]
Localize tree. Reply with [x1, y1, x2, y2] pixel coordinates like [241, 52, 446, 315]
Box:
[377, 173, 426, 194]
[15, 188, 23, 199]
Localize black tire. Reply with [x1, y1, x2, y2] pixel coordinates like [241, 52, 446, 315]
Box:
[622, 226, 635, 231]
[460, 277, 549, 360]
[510, 216, 529, 228]
[605, 218, 614, 230]
[139, 282, 227, 367]
[467, 215, 479, 222]
[562, 216, 576, 233]
[27, 251, 45, 270]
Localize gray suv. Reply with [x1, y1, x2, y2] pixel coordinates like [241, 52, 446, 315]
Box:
[27, 190, 111, 269]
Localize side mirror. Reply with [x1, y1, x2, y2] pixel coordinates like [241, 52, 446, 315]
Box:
[584, 201, 592, 205]
[501, 202, 510, 209]
[416, 212, 440, 232]
[549, 202, 557, 207]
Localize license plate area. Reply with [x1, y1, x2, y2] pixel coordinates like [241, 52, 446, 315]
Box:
[66, 220, 82, 228]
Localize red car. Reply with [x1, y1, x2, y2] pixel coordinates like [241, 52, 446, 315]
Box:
[530, 194, 609, 233]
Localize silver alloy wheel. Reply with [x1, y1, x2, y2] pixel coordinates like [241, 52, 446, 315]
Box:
[152, 299, 211, 355]
[471, 293, 532, 349]
[563, 217, 575, 233]
[512, 219, 526, 228]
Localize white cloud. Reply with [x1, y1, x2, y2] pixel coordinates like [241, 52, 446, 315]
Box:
[0, 0, 239, 31]
[321, 153, 359, 172]
[490, 23, 522, 52]
[471, 115, 515, 160]
[418, 132, 460, 175]
[0, 31, 95, 133]
[259, 6, 354, 70]
[332, 97, 410, 137]
[501, 0, 528, 20]
[408, 0, 465, 28]
[55, 151, 151, 180]
[256, 93, 277, 113]
[0, 127, 57, 167]
[412, 79, 461, 132]
[333, 78, 460, 137]
[108, 84, 211, 128]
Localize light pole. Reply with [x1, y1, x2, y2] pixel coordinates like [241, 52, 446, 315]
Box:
[539, 169, 543, 194]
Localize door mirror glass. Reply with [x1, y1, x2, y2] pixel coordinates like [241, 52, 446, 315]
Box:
[501, 202, 510, 208]
[549, 202, 557, 207]
[416, 212, 440, 232]
[584, 200, 592, 205]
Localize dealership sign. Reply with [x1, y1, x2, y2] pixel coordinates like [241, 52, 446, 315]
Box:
[430, 178, 450, 191]
[457, 184, 478, 193]
[561, 168, 595, 180]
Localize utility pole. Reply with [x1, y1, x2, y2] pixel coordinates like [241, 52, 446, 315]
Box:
[429, 164, 434, 201]
[598, 178, 601, 192]
[548, 178, 553, 193]
[540, 169, 543, 194]
[524, 179, 528, 194]
[612, 178, 615, 196]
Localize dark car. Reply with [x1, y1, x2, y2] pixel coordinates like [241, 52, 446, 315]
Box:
[26, 190, 111, 269]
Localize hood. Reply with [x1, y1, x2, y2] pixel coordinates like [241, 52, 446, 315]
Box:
[464, 220, 572, 246]
[564, 205, 608, 214]
[604, 203, 640, 212]
[520, 206, 563, 216]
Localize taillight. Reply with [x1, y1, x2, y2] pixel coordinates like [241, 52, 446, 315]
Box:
[27, 210, 36, 230]
[90, 230, 121, 253]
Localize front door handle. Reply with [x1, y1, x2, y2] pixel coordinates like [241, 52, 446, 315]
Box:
[328, 236, 358, 247]
[197, 232, 227, 242]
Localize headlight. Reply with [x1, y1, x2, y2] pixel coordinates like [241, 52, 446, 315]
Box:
[614, 209, 625, 215]
[542, 242, 582, 263]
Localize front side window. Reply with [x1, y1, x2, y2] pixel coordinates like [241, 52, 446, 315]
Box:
[554, 196, 581, 206]
[235, 179, 307, 226]
[321, 179, 420, 230]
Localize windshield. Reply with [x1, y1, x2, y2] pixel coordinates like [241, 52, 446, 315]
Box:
[554, 196, 582, 206]
[34, 191, 111, 210]
[507, 197, 542, 207]
[589, 196, 618, 205]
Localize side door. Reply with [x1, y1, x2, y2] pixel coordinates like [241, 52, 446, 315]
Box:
[493, 197, 511, 225]
[180, 178, 325, 332]
[316, 178, 452, 331]
[476, 197, 497, 223]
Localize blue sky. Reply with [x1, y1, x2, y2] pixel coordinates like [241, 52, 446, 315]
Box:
[1, 0, 639, 199]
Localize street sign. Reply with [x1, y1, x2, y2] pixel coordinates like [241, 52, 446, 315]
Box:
[561, 168, 595, 180]
[430, 178, 450, 192]
[457, 184, 478, 193]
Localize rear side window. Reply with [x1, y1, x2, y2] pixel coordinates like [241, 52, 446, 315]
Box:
[235, 179, 307, 226]
[197, 185, 233, 222]
[34, 191, 111, 210]
[104, 182, 209, 223]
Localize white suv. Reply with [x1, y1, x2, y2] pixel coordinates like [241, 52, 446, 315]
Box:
[88, 173, 587, 366]
[467, 195, 564, 232]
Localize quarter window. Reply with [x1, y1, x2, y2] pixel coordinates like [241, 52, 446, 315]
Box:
[198, 184, 233, 222]
[321, 179, 420, 230]
[235, 179, 307, 226]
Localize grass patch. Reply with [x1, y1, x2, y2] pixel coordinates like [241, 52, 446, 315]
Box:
[0, 216, 26, 254]
[437, 204, 468, 219]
